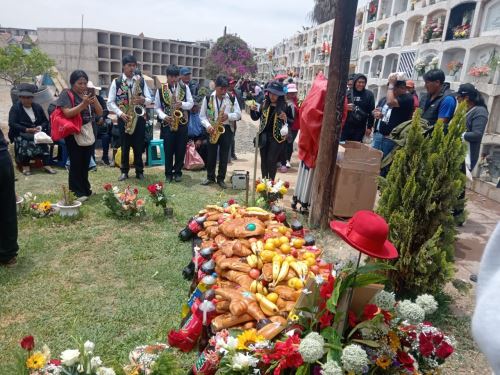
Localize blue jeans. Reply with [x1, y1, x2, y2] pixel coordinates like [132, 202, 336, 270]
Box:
[372, 132, 396, 177]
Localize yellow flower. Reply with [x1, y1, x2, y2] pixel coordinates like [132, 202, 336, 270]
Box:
[26, 351, 46, 370]
[236, 329, 265, 350]
[279, 187, 288, 195]
[388, 331, 401, 352]
[256, 183, 266, 193]
[39, 201, 52, 212]
[376, 355, 392, 369]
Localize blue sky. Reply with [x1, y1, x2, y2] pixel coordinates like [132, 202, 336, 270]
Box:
[1, 0, 368, 48]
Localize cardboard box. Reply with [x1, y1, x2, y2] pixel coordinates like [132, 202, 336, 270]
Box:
[331, 142, 383, 217]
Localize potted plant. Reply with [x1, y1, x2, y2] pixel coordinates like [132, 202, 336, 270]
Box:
[16, 194, 24, 214]
[56, 185, 82, 217]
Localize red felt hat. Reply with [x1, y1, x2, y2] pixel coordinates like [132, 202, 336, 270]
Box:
[330, 210, 398, 259]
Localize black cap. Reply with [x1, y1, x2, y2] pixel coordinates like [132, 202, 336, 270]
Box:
[264, 81, 285, 96]
[122, 54, 137, 66]
[455, 83, 477, 97]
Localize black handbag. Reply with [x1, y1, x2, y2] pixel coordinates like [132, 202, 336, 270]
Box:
[253, 132, 267, 149]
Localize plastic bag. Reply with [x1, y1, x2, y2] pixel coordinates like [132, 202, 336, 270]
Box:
[114, 147, 134, 168]
[184, 141, 205, 170]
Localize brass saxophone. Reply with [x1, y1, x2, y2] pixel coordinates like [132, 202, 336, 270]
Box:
[209, 103, 226, 144]
[170, 87, 188, 132]
[121, 70, 145, 135]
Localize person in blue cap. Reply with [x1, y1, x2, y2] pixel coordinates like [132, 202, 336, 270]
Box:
[180, 67, 199, 97]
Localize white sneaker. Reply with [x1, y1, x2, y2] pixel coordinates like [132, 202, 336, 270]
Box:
[286, 161, 291, 168]
[76, 196, 88, 203]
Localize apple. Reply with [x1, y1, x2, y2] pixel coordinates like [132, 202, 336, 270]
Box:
[310, 265, 320, 274]
[249, 269, 261, 279]
[276, 212, 287, 223]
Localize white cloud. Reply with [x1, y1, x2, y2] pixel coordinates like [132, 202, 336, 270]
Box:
[1, 0, 319, 48]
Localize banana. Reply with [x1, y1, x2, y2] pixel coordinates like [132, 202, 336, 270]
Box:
[250, 242, 258, 255]
[250, 280, 258, 293]
[257, 281, 264, 294]
[260, 304, 277, 316]
[246, 207, 267, 213]
[257, 256, 264, 270]
[262, 286, 268, 295]
[272, 259, 281, 283]
[276, 261, 290, 284]
[257, 240, 264, 253]
[289, 261, 304, 279]
[255, 293, 279, 315]
[247, 254, 258, 268]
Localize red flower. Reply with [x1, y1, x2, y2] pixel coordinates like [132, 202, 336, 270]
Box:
[363, 304, 381, 321]
[319, 311, 334, 329]
[348, 310, 358, 328]
[284, 181, 290, 188]
[319, 273, 335, 299]
[419, 333, 434, 357]
[397, 351, 414, 371]
[261, 334, 303, 373]
[133, 188, 139, 195]
[228, 198, 236, 205]
[20, 335, 35, 351]
[49, 359, 61, 366]
[436, 341, 454, 359]
[382, 310, 392, 323]
[103, 183, 112, 191]
[432, 332, 444, 346]
[147, 184, 156, 194]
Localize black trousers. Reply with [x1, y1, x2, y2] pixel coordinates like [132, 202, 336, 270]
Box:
[206, 125, 232, 182]
[341, 123, 365, 142]
[119, 117, 145, 175]
[65, 135, 92, 197]
[280, 130, 299, 165]
[260, 135, 285, 180]
[0, 151, 18, 263]
[162, 123, 188, 178]
[229, 126, 236, 158]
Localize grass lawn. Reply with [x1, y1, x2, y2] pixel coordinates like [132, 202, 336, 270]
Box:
[0, 164, 246, 372]
[0, 163, 489, 374]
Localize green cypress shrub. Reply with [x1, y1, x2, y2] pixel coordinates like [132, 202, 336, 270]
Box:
[376, 103, 467, 297]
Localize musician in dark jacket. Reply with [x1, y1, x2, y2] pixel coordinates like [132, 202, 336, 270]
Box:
[8, 83, 56, 176]
[342, 73, 375, 142]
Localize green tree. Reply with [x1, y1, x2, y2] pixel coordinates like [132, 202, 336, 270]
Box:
[0, 45, 55, 85]
[309, 0, 336, 24]
[376, 104, 467, 297]
[204, 34, 257, 80]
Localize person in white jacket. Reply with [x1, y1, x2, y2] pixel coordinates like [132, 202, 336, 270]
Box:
[199, 75, 241, 189]
[472, 222, 500, 374]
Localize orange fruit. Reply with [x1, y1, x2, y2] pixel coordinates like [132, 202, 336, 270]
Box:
[279, 236, 289, 245]
[280, 243, 291, 254]
[266, 292, 279, 303]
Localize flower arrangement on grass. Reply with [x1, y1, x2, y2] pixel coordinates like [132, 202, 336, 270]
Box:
[123, 343, 182, 375]
[447, 60, 463, 76]
[103, 184, 145, 218]
[147, 182, 167, 209]
[255, 178, 289, 209]
[30, 201, 55, 218]
[16, 336, 115, 375]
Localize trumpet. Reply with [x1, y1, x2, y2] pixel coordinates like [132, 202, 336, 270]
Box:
[209, 103, 226, 144]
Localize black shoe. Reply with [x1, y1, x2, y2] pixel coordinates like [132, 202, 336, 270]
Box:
[0, 256, 17, 268]
[201, 179, 215, 186]
[102, 159, 110, 166]
[174, 175, 182, 182]
[470, 274, 478, 283]
[118, 173, 128, 181]
[232, 155, 237, 160]
[217, 180, 227, 189]
[136, 173, 145, 180]
[166, 175, 173, 183]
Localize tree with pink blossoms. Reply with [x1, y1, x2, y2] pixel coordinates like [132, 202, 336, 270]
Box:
[205, 34, 257, 80]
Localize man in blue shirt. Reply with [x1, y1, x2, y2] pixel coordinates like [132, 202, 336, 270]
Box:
[420, 69, 456, 126]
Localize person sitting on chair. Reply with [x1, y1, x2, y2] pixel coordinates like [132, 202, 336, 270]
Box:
[8, 83, 56, 176]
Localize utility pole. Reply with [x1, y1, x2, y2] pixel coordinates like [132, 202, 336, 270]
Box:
[308, 0, 358, 229]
